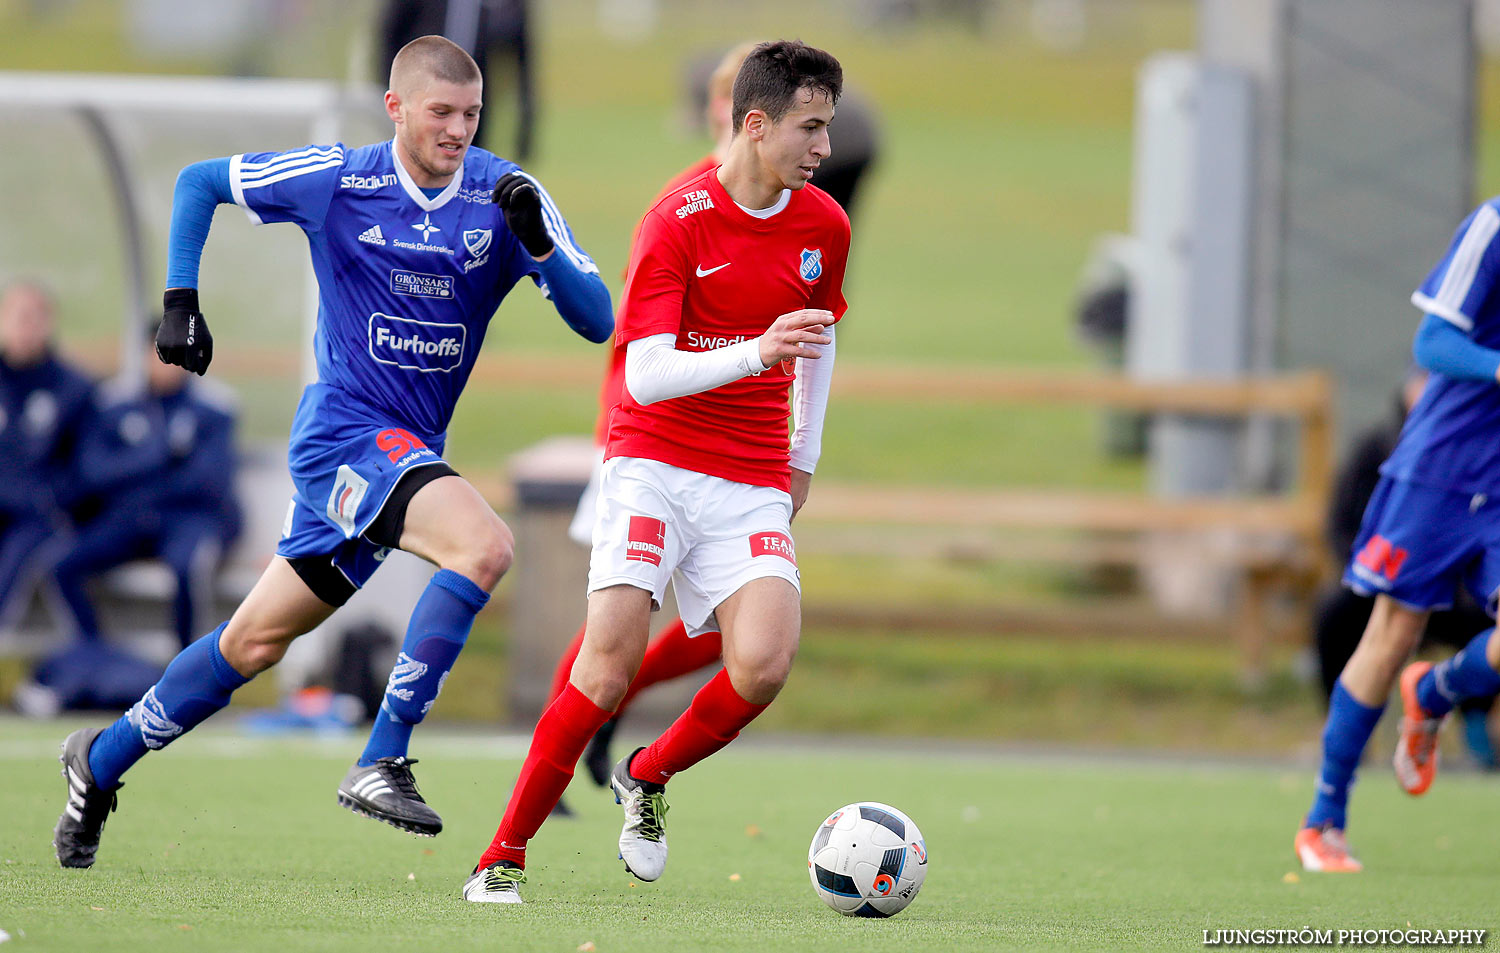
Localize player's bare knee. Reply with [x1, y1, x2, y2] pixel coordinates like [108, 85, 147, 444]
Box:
[220, 627, 288, 676]
[1360, 602, 1427, 657]
[571, 664, 630, 711]
[729, 650, 795, 704]
[475, 518, 515, 588]
[445, 519, 513, 591]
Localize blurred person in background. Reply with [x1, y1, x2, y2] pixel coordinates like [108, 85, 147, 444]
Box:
[0, 281, 93, 631]
[21, 329, 241, 717]
[1312, 368, 1496, 766]
[379, 0, 535, 162]
[683, 47, 880, 220]
[546, 42, 883, 813]
[1296, 197, 1500, 873]
[52, 35, 612, 871]
[51, 327, 241, 651]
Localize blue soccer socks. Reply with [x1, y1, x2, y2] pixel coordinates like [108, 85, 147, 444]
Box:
[1418, 628, 1500, 718]
[87, 623, 248, 788]
[1305, 681, 1385, 831]
[358, 569, 489, 766]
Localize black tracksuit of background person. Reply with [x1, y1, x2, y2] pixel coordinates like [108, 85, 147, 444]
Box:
[0, 345, 93, 624]
[51, 374, 241, 651]
[1315, 387, 1495, 729]
[379, 0, 535, 162]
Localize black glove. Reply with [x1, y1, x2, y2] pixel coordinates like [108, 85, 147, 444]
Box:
[157, 288, 213, 376]
[493, 171, 554, 259]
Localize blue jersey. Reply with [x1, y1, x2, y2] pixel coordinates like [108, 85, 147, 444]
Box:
[1383, 199, 1500, 496]
[77, 376, 241, 536]
[0, 352, 94, 518]
[228, 138, 597, 437]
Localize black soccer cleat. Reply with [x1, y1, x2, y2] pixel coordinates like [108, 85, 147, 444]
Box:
[54, 727, 121, 869]
[584, 717, 618, 788]
[337, 757, 442, 836]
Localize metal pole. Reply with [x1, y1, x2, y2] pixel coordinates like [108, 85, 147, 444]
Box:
[76, 106, 149, 391]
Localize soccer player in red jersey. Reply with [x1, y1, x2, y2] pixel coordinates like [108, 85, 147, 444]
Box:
[465, 40, 849, 903]
[546, 44, 759, 812]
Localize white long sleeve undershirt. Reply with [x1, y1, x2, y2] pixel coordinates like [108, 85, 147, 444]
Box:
[623, 326, 838, 473]
[624, 332, 767, 406]
[789, 326, 836, 473]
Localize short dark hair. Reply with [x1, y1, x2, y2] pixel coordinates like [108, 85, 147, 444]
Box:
[389, 35, 482, 94]
[731, 40, 843, 134]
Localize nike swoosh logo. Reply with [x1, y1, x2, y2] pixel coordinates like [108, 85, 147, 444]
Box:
[695, 263, 731, 277]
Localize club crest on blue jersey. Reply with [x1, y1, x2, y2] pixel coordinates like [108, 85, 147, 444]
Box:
[368, 312, 467, 373]
[463, 228, 492, 258]
[799, 247, 823, 283]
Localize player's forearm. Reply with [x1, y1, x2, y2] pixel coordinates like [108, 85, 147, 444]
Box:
[624, 333, 768, 405]
[1413, 312, 1500, 382]
[536, 252, 613, 343]
[165, 158, 234, 290]
[789, 326, 836, 472]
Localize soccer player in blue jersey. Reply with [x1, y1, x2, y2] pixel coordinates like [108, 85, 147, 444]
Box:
[1295, 198, 1500, 872]
[53, 35, 613, 869]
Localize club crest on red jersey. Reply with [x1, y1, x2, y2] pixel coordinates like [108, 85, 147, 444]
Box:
[799, 248, 823, 283]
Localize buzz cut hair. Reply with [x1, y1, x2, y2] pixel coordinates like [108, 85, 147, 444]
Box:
[730, 40, 843, 134]
[389, 35, 482, 95]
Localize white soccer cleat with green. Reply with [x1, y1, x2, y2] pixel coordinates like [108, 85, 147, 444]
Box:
[611, 748, 669, 882]
[461, 863, 526, 904]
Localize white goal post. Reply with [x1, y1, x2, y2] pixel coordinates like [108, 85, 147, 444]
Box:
[0, 73, 428, 691]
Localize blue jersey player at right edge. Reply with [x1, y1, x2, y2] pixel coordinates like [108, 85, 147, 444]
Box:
[1296, 199, 1500, 872]
[53, 36, 613, 869]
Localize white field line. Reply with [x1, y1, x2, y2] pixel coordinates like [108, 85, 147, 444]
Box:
[0, 729, 534, 762]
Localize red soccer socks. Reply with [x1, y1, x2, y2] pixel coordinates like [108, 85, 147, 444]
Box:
[478, 683, 611, 869]
[628, 668, 767, 785]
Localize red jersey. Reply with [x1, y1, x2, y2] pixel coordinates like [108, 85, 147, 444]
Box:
[606, 167, 851, 491]
[593, 155, 720, 445]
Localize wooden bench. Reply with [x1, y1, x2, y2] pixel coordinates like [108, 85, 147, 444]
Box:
[452, 360, 1333, 688]
[56, 347, 1332, 689]
[792, 368, 1336, 687]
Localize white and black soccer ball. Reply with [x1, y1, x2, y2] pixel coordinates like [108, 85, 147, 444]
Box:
[808, 801, 927, 917]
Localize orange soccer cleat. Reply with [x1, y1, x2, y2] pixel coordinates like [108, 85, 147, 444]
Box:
[1394, 661, 1444, 796]
[1295, 824, 1363, 873]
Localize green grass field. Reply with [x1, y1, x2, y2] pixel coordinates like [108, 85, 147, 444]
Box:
[3, 718, 1496, 952]
[4, 17, 1500, 948]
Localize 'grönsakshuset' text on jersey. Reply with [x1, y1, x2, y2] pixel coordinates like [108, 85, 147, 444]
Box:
[229, 139, 598, 438]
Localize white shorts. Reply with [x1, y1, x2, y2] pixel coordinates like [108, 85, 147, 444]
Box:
[567, 449, 607, 547]
[587, 456, 801, 636]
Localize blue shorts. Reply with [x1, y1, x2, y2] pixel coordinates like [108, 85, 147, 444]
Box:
[1344, 475, 1500, 615]
[277, 384, 449, 591]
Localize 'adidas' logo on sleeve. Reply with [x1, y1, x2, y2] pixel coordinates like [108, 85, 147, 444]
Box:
[358, 225, 386, 245]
